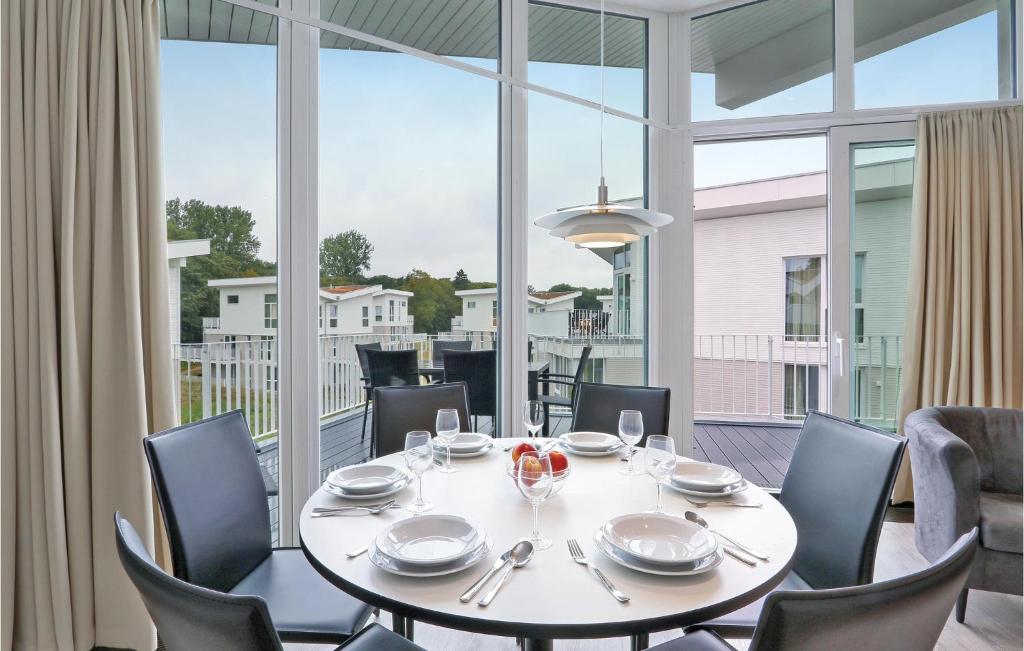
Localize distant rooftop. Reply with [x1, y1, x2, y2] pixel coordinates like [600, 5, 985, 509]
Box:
[322, 285, 369, 295]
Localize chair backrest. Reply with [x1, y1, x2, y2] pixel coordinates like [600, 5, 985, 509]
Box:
[144, 411, 272, 592]
[364, 348, 420, 389]
[914, 406, 1023, 494]
[570, 382, 670, 447]
[372, 383, 471, 457]
[571, 346, 593, 386]
[750, 529, 978, 651]
[779, 411, 906, 589]
[432, 339, 473, 366]
[114, 512, 283, 651]
[442, 349, 497, 418]
[354, 342, 382, 379]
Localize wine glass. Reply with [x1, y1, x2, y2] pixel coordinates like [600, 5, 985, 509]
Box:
[523, 400, 544, 438]
[516, 451, 553, 550]
[618, 410, 644, 475]
[435, 408, 460, 474]
[404, 431, 433, 513]
[645, 435, 676, 512]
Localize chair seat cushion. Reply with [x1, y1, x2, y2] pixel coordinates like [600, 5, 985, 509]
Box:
[979, 492, 1023, 554]
[230, 548, 373, 644]
[684, 570, 812, 637]
[334, 623, 423, 651]
[648, 629, 734, 651]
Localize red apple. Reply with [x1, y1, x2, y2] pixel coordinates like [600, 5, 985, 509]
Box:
[519, 455, 544, 486]
[511, 442, 536, 464]
[548, 450, 569, 474]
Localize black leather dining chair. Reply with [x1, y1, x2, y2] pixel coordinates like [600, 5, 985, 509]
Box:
[354, 342, 382, 442]
[688, 410, 906, 638]
[442, 349, 496, 432]
[538, 345, 591, 436]
[649, 529, 978, 651]
[570, 381, 670, 447]
[431, 338, 473, 366]
[114, 512, 421, 651]
[143, 411, 374, 644]
[372, 382, 471, 457]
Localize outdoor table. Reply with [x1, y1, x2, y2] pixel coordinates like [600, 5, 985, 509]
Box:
[417, 361, 551, 399]
[300, 438, 797, 651]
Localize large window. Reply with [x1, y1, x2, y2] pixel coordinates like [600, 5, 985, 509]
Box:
[690, 0, 834, 121]
[527, 2, 648, 434]
[784, 257, 822, 339]
[854, 0, 1016, 109]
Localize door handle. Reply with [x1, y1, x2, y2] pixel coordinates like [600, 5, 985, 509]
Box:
[833, 332, 844, 377]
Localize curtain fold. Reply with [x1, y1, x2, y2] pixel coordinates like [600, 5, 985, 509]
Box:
[894, 105, 1023, 503]
[2, 1, 173, 649]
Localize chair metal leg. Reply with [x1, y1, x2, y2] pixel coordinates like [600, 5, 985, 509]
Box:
[361, 400, 369, 441]
[955, 588, 968, 623]
[542, 403, 550, 437]
[392, 614, 414, 640]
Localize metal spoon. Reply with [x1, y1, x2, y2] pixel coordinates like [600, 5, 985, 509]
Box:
[684, 511, 770, 561]
[460, 544, 519, 603]
[478, 541, 534, 607]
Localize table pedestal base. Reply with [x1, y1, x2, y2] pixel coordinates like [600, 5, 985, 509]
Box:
[631, 632, 650, 650]
[391, 614, 414, 641]
[523, 639, 553, 651]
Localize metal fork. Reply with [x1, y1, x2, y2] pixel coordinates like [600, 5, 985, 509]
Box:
[567, 539, 629, 603]
[683, 496, 763, 509]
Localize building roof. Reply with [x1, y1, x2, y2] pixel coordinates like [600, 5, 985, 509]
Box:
[321, 285, 370, 295]
[167, 238, 211, 260]
[530, 291, 577, 301]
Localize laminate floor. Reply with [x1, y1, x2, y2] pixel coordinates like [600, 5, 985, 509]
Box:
[288, 518, 1022, 651]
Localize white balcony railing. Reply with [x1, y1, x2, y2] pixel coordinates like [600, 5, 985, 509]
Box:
[202, 317, 221, 330]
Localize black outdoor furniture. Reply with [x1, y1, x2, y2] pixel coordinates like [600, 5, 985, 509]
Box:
[143, 411, 374, 645]
[114, 512, 420, 651]
[442, 349, 497, 432]
[537, 345, 591, 436]
[649, 529, 978, 651]
[354, 342, 382, 442]
[431, 339, 473, 366]
[905, 406, 1023, 622]
[360, 348, 420, 450]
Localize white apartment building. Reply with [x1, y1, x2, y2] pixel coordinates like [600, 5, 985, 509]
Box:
[451, 288, 580, 335]
[203, 277, 414, 342]
[167, 239, 211, 345]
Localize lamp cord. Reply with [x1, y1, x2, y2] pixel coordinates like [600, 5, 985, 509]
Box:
[599, 0, 605, 186]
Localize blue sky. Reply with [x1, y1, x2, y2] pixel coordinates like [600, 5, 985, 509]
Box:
[161, 8, 1002, 288]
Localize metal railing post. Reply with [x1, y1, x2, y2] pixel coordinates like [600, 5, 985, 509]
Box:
[201, 346, 212, 419]
[767, 335, 774, 419]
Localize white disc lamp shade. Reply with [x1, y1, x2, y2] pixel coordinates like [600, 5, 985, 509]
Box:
[535, 181, 674, 249]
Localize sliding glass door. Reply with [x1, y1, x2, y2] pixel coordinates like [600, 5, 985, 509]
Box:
[829, 124, 917, 430]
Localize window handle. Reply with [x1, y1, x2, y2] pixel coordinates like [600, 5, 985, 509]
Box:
[833, 332, 844, 377]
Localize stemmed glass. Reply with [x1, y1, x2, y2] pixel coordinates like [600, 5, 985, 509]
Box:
[516, 451, 553, 550]
[404, 431, 433, 514]
[435, 408, 460, 474]
[618, 410, 644, 475]
[645, 435, 677, 512]
[523, 400, 544, 438]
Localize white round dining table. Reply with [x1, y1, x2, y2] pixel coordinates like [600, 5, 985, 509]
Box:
[300, 438, 797, 651]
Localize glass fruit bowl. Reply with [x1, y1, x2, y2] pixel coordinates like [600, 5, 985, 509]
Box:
[506, 459, 571, 495]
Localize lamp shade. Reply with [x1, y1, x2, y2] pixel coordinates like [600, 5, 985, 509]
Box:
[535, 202, 673, 249]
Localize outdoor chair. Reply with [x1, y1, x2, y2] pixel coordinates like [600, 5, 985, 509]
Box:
[354, 342, 382, 442]
[538, 345, 591, 436]
[651, 529, 978, 651]
[905, 406, 1023, 622]
[431, 339, 473, 366]
[442, 349, 497, 433]
[687, 411, 906, 639]
[144, 411, 374, 645]
[114, 512, 420, 651]
[372, 382, 471, 457]
[570, 381, 669, 447]
[361, 348, 421, 452]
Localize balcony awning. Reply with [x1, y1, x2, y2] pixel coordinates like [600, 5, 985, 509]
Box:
[160, 0, 646, 69]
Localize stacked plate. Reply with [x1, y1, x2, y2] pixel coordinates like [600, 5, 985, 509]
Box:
[323, 464, 412, 500]
[431, 433, 493, 458]
[368, 515, 492, 577]
[668, 461, 748, 497]
[594, 513, 724, 576]
[558, 431, 623, 457]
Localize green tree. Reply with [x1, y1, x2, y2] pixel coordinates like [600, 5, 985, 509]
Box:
[167, 198, 274, 343]
[401, 269, 461, 334]
[547, 283, 611, 311]
[319, 230, 373, 280]
[453, 268, 470, 290]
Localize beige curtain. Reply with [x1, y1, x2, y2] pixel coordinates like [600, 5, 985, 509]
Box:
[1, 1, 174, 649]
[894, 105, 1024, 503]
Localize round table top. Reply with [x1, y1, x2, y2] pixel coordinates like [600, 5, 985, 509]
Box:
[300, 438, 797, 640]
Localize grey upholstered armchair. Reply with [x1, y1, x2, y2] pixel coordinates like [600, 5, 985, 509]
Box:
[905, 406, 1022, 623]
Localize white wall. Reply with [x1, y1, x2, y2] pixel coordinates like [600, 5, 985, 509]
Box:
[214, 283, 277, 339]
[457, 293, 498, 332]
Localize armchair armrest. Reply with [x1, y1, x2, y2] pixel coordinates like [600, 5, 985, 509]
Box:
[905, 409, 981, 562]
[539, 378, 575, 388]
[538, 372, 574, 380]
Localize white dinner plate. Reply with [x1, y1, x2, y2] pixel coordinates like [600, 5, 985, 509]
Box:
[325, 464, 406, 495]
[594, 530, 724, 576]
[321, 470, 411, 501]
[432, 433, 492, 453]
[667, 479, 749, 498]
[560, 431, 620, 451]
[601, 513, 718, 566]
[375, 515, 483, 566]
[671, 461, 743, 491]
[368, 536, 493, 577]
